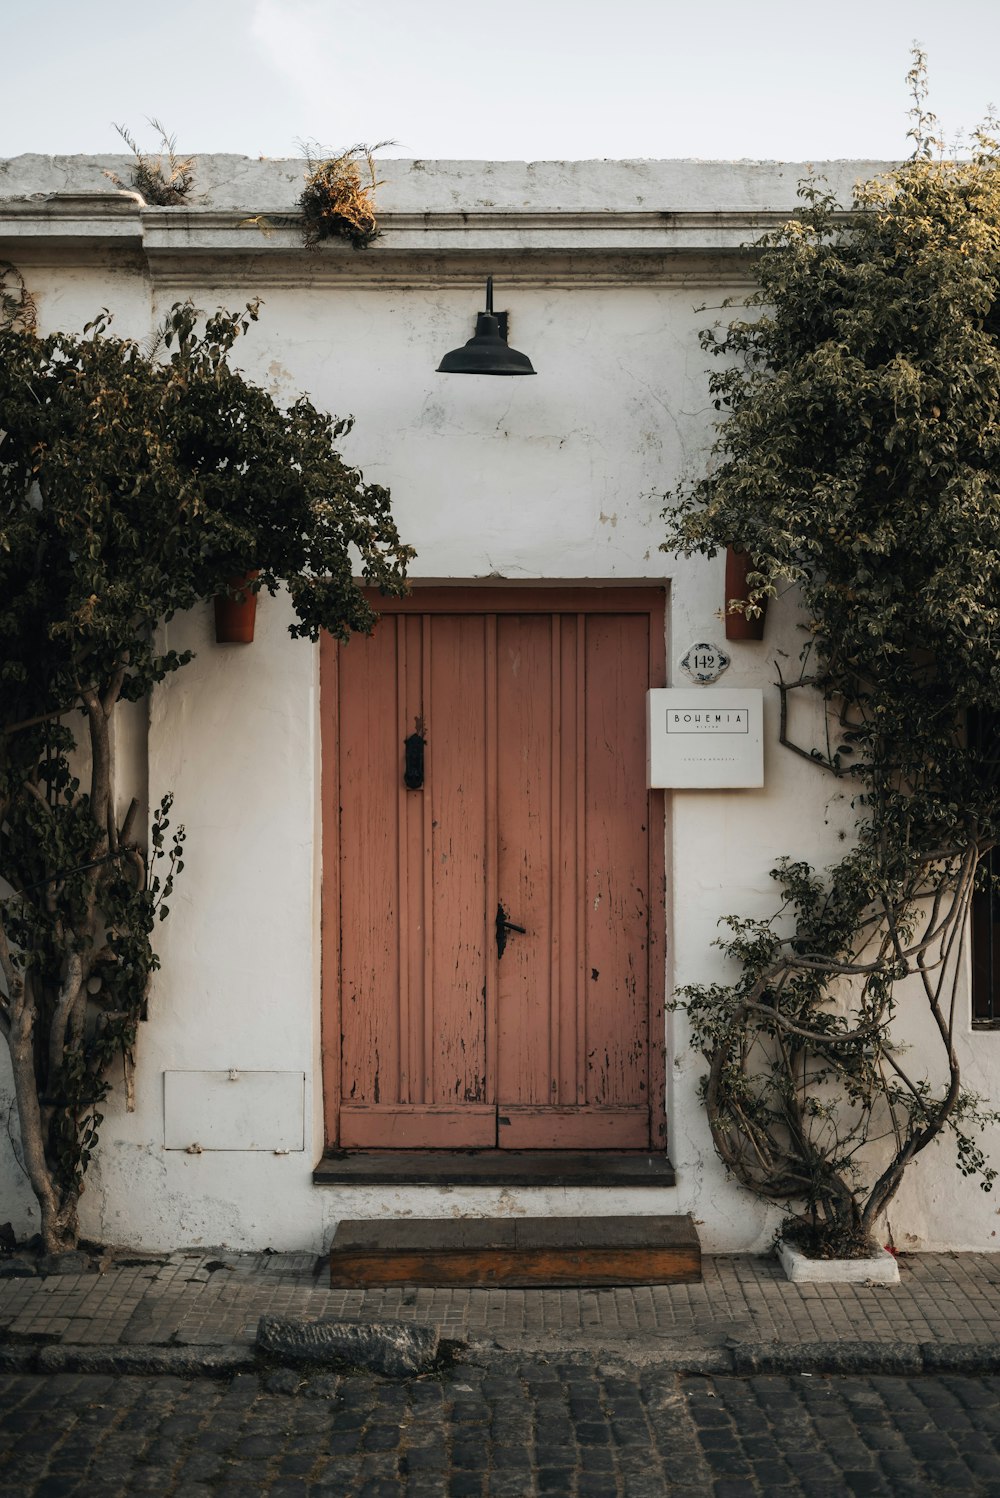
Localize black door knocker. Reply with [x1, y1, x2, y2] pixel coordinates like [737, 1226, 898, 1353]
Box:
[404, 721, 426, 790]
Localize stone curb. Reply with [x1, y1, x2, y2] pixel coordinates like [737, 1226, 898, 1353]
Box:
[728, 1341, 1000, 1376]
[0, 1343, 257, 1377]
[729, 1340, 925, 1375]
[3, 1335, 1000, 1380]
[920, 1342, 1000, 1374]
[465, 1333, 733, 1373]
[467, 1333, 1000, 1378]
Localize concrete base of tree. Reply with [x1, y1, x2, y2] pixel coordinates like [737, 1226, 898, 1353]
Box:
[778, 1241, 900, 1285]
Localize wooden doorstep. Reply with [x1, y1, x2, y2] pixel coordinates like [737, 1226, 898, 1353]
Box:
[329, 1214, 701, 1288]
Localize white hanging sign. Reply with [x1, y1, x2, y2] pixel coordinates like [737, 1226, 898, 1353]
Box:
[647, 688, 764, 788]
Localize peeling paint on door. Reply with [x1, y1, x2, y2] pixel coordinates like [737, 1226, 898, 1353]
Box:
[322, 587, 666, 1151]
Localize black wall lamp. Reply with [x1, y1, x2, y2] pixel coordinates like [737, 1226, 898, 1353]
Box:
[437, 276, 536, 376]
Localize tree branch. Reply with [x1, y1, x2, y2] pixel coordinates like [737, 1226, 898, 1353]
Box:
[0, 705, 77, 738]
[82, 688, 112, 847]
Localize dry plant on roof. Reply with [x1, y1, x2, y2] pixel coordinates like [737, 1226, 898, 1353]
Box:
[662, 53, 1000, 1257]
[242, 142, 390, 250]
[0, 293, 412, 1251]
[103, 120, 195, 206]
[298, 141, 390, 248]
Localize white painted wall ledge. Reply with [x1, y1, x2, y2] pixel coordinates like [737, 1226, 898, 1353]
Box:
[0, 155, 893, 212]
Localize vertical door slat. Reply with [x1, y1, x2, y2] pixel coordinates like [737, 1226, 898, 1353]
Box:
[575, 613, 588, 1105]
[320, 634, 341, 1146]
[338, 623, 403, 1111]
[584, 614, 649, 1108]
[421, 614, 434, 1099]
[428, 615, 490, 1108]
[395, 618, 412, 1103]
[549, 616, 562, 1102]
[557, 614, 581, 1104]
[496, 614, 554, 1110]
[484, 614, 499, 1116]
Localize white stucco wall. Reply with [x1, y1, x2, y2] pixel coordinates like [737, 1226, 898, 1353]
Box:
[2, 155, 998, 1253]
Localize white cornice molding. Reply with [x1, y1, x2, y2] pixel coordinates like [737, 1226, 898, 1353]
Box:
[0, 192, 144, 240]
[142, 252, 759, 293]
[0, 193, 814, 287]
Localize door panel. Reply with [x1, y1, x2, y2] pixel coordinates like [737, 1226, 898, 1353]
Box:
[339, 1104, 496, 1149]
[338, 614, 493, 1146]
[497, 1108, 650, 1149]
[583, 613, 650, 1108]
[338, 618, 405, 1116]
[494, 612, 651, 1148]
[425, 615, 491, 1109]
[325, 590, 664, 1152]
[495, 613, 556, 1113]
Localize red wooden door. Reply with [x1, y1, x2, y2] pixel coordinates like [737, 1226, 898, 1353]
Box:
[321, 589, 665, 1151]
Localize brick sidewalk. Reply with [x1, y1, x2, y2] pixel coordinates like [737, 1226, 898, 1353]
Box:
[3, 1250, 1000, 1369]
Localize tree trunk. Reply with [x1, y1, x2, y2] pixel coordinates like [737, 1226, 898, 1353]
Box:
[39, 1190, 81, 1255]
[6, 994, 83, 1252]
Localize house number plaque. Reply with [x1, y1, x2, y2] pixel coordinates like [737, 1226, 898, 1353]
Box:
[680, 641, 730, 684]
[646, 688, 764, 788]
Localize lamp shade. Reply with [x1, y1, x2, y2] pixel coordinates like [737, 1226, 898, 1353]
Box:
[437, 277, 536, 376]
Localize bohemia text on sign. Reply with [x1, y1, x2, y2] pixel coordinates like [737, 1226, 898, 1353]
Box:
[666, 710, 749, 734]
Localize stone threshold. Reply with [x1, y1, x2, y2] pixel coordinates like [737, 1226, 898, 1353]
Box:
[313, 1149, 676, 1189]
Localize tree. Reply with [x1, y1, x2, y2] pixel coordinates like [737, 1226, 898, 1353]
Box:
[0, 297, 413, 1251]
[662, 65, 1000, 1255]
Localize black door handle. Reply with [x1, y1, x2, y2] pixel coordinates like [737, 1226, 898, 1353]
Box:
[495, 903, 526, 959]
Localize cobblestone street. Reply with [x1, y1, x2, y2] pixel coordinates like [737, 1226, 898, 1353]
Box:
[6, 1252, 1000, 1492]
[3, 1365, 1000, 1497]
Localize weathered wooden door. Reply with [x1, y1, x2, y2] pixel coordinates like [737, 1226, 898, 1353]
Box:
[321, 588, 665, 1151]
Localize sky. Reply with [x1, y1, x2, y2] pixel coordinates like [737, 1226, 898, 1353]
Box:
[3, 0, 1000, 164]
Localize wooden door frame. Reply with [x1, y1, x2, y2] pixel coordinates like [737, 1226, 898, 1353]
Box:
[320, 584, 668, 1152]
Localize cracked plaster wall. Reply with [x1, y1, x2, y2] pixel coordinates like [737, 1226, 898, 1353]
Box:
[1, 157, 997, 1254]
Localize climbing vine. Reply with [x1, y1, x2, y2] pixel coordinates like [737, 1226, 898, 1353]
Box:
[663, 56, 1000, 1255]
[0, 295, 413, 1251]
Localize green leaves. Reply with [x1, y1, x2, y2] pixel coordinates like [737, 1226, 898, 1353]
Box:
[0, 299, 413, 732]
[664, 92, 1000, 1253]
[0, 298, 413, 1242]
[664, 141, 1000, 808]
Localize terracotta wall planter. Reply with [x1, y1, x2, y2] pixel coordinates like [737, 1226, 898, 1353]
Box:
[214, 571, 259, 644]
[724, 546, 767, 641]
